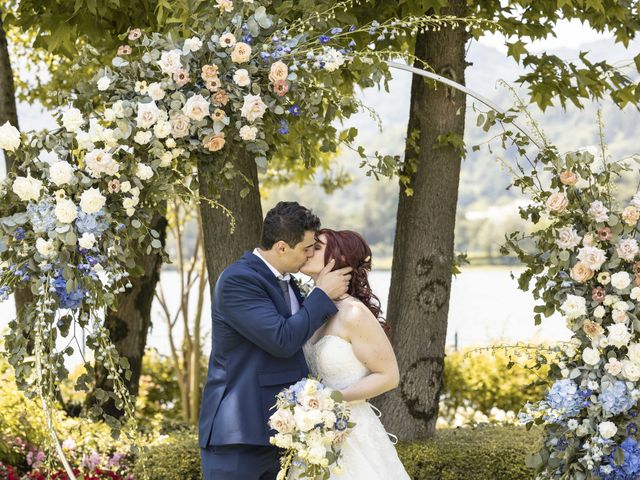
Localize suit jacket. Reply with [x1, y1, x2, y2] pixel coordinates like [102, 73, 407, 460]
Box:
[198, 251, 338, 447]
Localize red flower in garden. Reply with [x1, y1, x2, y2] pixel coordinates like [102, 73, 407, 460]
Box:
[0, 462, 20, 480]
[592, 286, 606, 302]
[596, 227, 612, 241]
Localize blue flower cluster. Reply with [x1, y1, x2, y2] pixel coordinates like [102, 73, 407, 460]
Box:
[54, 271, 85, 309]
[600, 381, 635, 416]
[75, 210, 109, 237]
[26, 200, 56, 233]
[600, 437, 640, 479]
[546, 379, 584, 419]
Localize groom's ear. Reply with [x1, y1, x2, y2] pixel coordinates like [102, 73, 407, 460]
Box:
[274, 240, 289, 253]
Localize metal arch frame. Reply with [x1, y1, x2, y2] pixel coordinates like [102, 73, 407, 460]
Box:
[386, 61, 542, 150]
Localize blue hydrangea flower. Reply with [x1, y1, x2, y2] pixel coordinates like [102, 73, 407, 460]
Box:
[546, 379, 583, 419]
[27, 200, 57, 233]
[600, 437, 640, 479]
[75, 210, 109, 237]
[600, 381, 635, 416]
[54, 272, 85, 309]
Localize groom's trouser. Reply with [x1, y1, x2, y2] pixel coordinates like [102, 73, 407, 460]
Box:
[201, 444, 280, 480]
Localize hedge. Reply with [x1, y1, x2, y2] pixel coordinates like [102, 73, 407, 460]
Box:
[134, 426, 541, 480]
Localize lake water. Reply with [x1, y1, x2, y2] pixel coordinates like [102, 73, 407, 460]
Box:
[0, 266, 572, 365]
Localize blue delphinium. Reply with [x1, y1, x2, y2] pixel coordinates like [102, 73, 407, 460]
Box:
[600, 381, 635, 416]
[600, 437, 640, 479]
[54, 271, 85, 309]
[289, 105, 301, 117]
[278, 120, 289, 135]
[318, 35, 331, 44]
[14, 227, 26, 241]
[75, 210, 109, 237]
[546, 379, 584, 419]
[0, 286, 10, 302]
[26, 200, 57, 233]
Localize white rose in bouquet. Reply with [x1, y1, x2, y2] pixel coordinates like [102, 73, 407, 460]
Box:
[577, 246, 607, 271]
[183, 36, 203, 52]
[134, 131, 153, 145]
[55, 198, 78, 224]
[182, 94, 210, 121]
[136, 163, 154, 181]
[61, 108, 85, 132]
[153, 120, 172, 139]
[628, 343, 640, 365]
[49, 160, 74, 186]
[80, 187, 106, 214]
[617, 238, 639, 262]
[607, 323, 631, 348]
[35, 238, 55, 258]
[293, 405, 323, 433]
[136, 101, 161, 129]
[622, 359, 640, 381]
[78, 232, 96, 250]
[12, 175, 42, 202]
[0, 121, 21, 152]
[593, 305, 606, 318]
[605, 358, 623, 376]
[233, 69, 251, 87]
[582, 347, 600, 366]
[239, 125, 258, 141]
[240, 94, 267, 123]
[556, 226, 581, 250]
[85, 148, 120, 178]
[147, 82, 166, 101]
[158, 49, 183, 74]
[611, 272, 631, 291]
[588, 200, 610, 223]
[560, 294, 587, 320]
[269, 409, 296, 435]
[599, 421, 617, 439]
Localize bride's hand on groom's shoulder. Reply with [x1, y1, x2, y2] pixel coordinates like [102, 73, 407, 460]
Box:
[315, 259, 352, 300]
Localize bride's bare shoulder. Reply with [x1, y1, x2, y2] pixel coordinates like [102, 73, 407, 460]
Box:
[338, 298, 379, 332]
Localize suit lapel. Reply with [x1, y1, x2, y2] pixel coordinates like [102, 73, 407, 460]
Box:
[241, 251, 291, 315]
[289, 278, 305, 305]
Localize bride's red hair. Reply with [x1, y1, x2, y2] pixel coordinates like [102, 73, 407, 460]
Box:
[317, 229, 389, 333]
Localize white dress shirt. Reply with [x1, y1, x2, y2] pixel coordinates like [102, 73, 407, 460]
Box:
[253, 248, 300, 314]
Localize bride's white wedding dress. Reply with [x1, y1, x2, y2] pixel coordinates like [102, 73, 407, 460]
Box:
[299, 334, 410, 480]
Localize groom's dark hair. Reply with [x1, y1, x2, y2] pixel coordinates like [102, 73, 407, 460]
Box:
[260, 201, 321, 249]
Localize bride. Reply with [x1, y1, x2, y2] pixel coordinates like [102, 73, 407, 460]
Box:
[297, 228, 410, 479]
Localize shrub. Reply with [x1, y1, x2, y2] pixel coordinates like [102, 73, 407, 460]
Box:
[133, 426, 541, 480]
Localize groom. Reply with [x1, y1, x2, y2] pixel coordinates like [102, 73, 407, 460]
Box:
[199, 201, 352, 480]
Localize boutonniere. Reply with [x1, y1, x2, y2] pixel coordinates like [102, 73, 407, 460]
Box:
[293, 276, 313, 298]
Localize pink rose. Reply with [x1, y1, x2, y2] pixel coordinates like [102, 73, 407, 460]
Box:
[559, 171, 579, 186]
[546, 192, 569, 214]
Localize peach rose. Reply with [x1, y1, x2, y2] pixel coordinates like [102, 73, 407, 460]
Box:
[546, 192, 569, 214]
[231, 42, 252, 63]
[268, 61, 289, 83]
[212, 90, 230, 107]
[204, 133, 225, 152]
[582, 319, 604, 339]
[570, 262, 594, 283]
[201, 64, 219, 82]
[559, 171, 579, 186]
[622, 206, 640, 226]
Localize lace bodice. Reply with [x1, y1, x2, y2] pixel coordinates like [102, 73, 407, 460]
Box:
[303, 335, 369, 390]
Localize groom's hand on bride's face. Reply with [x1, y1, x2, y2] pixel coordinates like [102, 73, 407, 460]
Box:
[315, 259, 352, 300]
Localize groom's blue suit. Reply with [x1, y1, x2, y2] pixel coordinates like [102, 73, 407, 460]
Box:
[199, 251, 338, 479]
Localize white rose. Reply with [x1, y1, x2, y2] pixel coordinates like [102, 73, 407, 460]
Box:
[588, 200, 609, 223]
[611, 271, 631, 291]
[78, 232, 96, 250]
[120, 181, 131, 193]
[240, 94, 267, 123]
[55, 198, 78, 223]
[184, 36, 203, 52]
[598, 421, 617, 439]
[80, 187, 106, 214]
[12, 175, 43, 202]
[96, 76, 110, 91]
[560, 294, 587, 320]
[239, 125, 258, 141]
[631, 287, 640, 301]
[165, 138, 176, 148]
[622, 359, 640, 381]
[556, 227, 581, 250]
[123, 197, 138, 209]
[268, 410, 295, 434]
[136, 101, 161, 129]
[75, 130, 95, 151]
[605, 358, 623, 376]
[604, 294, 620, 306]
[49, 161, 74, 186]
[322, 47, 345, 72]
[233, 69, 251, 87]
[582, 347, 600, 366]
[153, 120, 172, 139]
[306, 446, 326, 465]
[157, 49, 183, 74]
[629, 343, 640, 365]
[614, 300, 630, 311]
[61, 108, 85, 132]
[577, 246, 607, 271]
[0, 121, 21, 152]
[112, 101, 126, 118]
[147, 82, 166, 101]
[35, 238, 55, 258]
[293, 406, 323, 432]
[182, 94, 210, 121]
[593, 305, 606, 318]
[607, 323, 631, 348]
[134, 130, 153, 145]
[136, 163, 154, 181]
[103, 108, 116, 122]
[617, 238, 639, 262]
[85, 148, 120, 178]
[612, 309, 628, 324]
[159, 151, 173, 167]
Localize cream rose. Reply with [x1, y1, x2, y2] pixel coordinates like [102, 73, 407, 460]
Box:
[55, 198, 78, 223]
[577, 246, 607, 271]
[559, 171, 579, 186]
[556, 226, 581, 250]
[97, 76, 110, 91]
[545, 192, 569, 214]
[170, 114, 191, 138]
[617, 238, 639, 262]
[153, 120, 172, 139]
[49, 160, 74, 186]
[622, 360, 640, 381]
[136, 101, 161, 129]
[268, 410, 295, 434]
[588, 200, 609, 223]
[628, 343, 640, 365]
[12, 175, 42, 202]
[239, 125, 258, 141]
[85, 148, 120, 178]
[560, 294, 587, 320]
[611, 271, 631, 291]
[622, 206, 640, 226]
[599, 421, 617, 439]
[36, 238, 55, 258]
[570, 262, 594, 283]
[184, 36, 203, 52]
[582, 347, 600, 366]
[593, 305, 606, 318]
[79, 187, 106, 214]
[240, 94, 267, 123]
[612, 310, 628, 324]
[78, 232, 96, 250]
[182, 94, 210, 121]
[268, 61, 289, 83]
[233, 68, 251, 87]
[158, 49, 183, 74]
[0, 121, 21, 152]
[61, 108, 85, 132]
[147, 82, 166, 101]
[607, 323, 631, 348]
[231, 42, 252, 63]
[136, 163, 154, 181]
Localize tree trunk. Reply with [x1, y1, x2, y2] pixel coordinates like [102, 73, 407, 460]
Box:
[375, 1, 468, 440]
[197, 149, 263, 299]
[91, 213, 168, 418]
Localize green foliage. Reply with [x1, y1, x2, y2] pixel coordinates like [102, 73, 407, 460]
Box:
[132, 427, 200, 480]
[397, 426, 541, 480]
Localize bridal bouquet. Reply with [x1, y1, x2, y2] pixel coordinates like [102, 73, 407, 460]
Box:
[269, 377, 354, 479]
